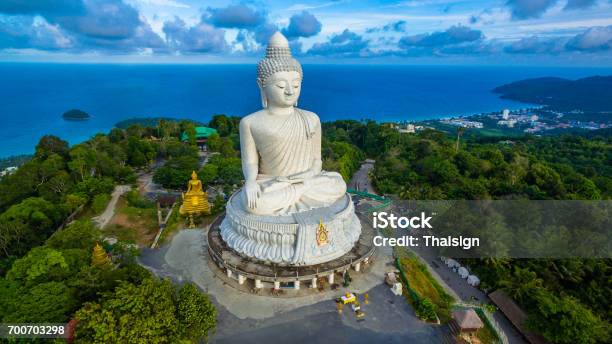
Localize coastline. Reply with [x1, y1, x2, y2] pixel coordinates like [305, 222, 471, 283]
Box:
[4, 63, 605, 158]
[0, 103, 535, 160]
[2, 64, 610, 159]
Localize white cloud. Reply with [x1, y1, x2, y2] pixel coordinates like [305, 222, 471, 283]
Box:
[132, 0, 189, 8]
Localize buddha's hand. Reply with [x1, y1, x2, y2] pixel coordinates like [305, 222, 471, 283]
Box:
[244, 181, 261, 209]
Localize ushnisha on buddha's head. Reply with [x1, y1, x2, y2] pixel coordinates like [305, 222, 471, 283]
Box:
[257, 32, 303, 110]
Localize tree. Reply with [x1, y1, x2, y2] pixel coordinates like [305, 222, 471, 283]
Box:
[199, 164, 218, 185]
[182, 122, 197, 146]
[108, 128, 125, 143]
[6, 247, 69, 285]
[0, 277, 18, 320]
[209, 114, 232, 136]
[126, 124, 145, 138]
[75, 279, 215, 343]
[36, 153, 66, 188]
[75, 279, 179, 343]
[526, 163, 566, 198]
[213, 156, 242, 186]
[207, 133, 222, 153]
[415, 298, 437, 321]
[212, 194, 225, 214]
[0, 160, 39, 210]
[64, 193, 87, 212]
[73, 177, 114, 199]
[153, 156, 199, 189]
[46, 220, 100, 250]
[527, 291, 609, 344]
[419, 156, 460, 185]
[177, 283, 216, 342]
[499, 267, 543, 304]
[35, 135, 69, 160]
[39, 171, 73, 201]
[455, 126, 465, 153]
[0, 197, 65, 257]
[219, 137, 237, 157]
[4, 281, 76, 322]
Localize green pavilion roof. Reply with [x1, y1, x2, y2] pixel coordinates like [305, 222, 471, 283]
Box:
[181, 126, 218, 142]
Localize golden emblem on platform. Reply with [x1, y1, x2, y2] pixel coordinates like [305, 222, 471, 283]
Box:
[179, 170, 211, 228]
[316, 218, 329, 246]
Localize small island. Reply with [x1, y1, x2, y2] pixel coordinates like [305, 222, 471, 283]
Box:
[62, 109, 90, 121]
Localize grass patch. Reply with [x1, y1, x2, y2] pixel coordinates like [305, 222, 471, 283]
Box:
[396, 248, 454, 323]
[474, 128, 522, 138]
[107, 196, 159, 247]
[158, 203, 181, 244]
[105, 224, 138, 243]
[117, 197, 158, 230]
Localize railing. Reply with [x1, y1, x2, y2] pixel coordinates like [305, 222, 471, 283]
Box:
[347, 189, 392, 212]
[56, 203, 86, 231]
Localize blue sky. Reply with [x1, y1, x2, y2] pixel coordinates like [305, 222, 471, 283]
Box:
[0, 0, 611, 65]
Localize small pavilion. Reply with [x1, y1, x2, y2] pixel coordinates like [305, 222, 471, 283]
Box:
[181, 126, 218, 150]
[452, 309, 484, 334]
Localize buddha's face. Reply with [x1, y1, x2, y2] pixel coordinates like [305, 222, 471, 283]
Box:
[261, 71, 301, 108]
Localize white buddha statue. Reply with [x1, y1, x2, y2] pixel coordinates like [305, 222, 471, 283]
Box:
[219, 32, 360, 266]
[239, 32, 346, 215]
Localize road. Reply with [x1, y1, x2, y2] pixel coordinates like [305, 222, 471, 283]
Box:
[410, 241, 525, 343]
[348, 159, 376, 194]
[92, 185, 130, 229]
[349, 159, 525, 343]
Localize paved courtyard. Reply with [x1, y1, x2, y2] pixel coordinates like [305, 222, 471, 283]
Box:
[139, 229, 449, 343]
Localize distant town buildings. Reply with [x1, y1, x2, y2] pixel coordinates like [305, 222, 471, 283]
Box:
[398, 123, 416, 133]
[0, 166, 17, 178]
[497, 119, 517, 128]
[440, 118, 483, 128]
[393, 123, 428, 133]
[423, 106, 609, 136]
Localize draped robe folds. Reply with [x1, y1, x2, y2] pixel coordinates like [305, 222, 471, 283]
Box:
[241, 109, 346, 215]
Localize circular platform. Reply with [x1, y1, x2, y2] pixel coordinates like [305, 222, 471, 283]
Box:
[220, 192, 362, 266]
[208, 213, 375, 287]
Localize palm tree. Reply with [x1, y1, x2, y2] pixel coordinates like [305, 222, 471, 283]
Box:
[455, 126, 466, 153]
[499, 267, 544, 304]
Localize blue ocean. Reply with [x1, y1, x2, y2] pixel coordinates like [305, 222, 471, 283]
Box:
[0, 63, 610, 158]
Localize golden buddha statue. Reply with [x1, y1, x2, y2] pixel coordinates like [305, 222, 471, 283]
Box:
[179, 171, 211, 228]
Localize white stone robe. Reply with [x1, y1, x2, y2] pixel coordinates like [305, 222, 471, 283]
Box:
[240, 109, 346, 215]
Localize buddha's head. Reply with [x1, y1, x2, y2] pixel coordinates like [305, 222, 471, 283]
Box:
[191, 170, 197, 180]
[257, 32, 303, 109]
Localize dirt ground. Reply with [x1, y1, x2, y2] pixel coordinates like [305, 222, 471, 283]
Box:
[106, 197, 159, 247]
